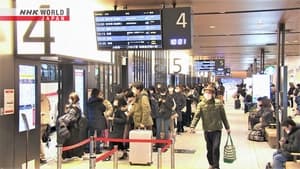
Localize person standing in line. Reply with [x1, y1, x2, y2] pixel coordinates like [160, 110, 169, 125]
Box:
[57, 92, 84, 159]
[86, 88, 107, 154]
[156, 86, 174, 149]
[190, 85, 231, 169]
[174, 85, 186, 134]
[129, 81, 153, 130]
[40, 94, 51, 164]
[104, 97, 128, 161]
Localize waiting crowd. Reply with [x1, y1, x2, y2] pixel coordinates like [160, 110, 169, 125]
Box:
[40, 81, 300, 169]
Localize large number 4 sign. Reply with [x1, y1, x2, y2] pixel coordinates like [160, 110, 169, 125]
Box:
[176, 12, 187, 29]
[23, 20, 55, 54]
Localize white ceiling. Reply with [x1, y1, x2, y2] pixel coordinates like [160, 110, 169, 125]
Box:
[98, 0, 300, 71]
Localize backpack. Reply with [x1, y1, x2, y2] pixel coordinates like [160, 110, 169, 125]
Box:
[248, 129, 265, 142]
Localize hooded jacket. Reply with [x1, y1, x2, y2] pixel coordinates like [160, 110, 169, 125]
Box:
[86, 97, 107, 130]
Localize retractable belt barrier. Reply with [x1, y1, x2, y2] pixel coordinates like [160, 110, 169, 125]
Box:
[57, 136, 175, 169]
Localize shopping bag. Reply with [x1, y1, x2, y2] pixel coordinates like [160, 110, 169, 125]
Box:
[223, 134, 236, 163]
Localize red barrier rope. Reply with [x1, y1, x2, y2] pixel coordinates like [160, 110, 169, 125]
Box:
[95, 137, 172, 145]
[96, 149, 118, 162]
[62, 138, 90, 152]
[61, 137, 172, 153]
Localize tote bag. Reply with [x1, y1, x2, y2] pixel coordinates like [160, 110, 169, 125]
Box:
[223, 134, 236, 163]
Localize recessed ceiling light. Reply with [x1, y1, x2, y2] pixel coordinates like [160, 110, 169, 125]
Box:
[293, 40, 299, 43]
[285, 41, 289, 44]
[209, 25, 216, 29]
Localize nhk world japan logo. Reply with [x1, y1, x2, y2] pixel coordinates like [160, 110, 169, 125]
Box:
[0, 7, 70, 21]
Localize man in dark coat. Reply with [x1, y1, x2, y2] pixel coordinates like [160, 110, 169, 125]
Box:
[272, 117, 300, 169]
[86, 88, 107, 154]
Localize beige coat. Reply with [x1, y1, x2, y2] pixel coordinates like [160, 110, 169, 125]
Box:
[131, 90, 153, 128]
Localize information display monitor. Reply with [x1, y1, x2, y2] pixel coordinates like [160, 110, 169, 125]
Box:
[19, 65, 36, 132]
[94, 9, 162, 50]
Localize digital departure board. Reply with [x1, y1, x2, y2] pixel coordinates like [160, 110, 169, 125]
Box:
[94, 9, 162, 50]
[194, 60, 216, 71]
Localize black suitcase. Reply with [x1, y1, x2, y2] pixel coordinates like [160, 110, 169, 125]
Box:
[234, 99, 241, 109]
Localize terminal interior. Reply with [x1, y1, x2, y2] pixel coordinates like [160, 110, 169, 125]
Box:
[1, 0, 300, 169]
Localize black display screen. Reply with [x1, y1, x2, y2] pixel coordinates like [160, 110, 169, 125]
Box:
[162, 7, 191, 49]
[94, 9, 162, 50]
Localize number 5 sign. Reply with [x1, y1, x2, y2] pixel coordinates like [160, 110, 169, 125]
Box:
[162, 7, 191, 49]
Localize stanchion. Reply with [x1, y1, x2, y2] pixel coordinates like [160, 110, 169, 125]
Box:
[113, 145, 118, 169]
[89, 136, 96, 169]
[57, 144, 63, 169]
[157, 148, 162, 169]
[171, 139, 175, 169]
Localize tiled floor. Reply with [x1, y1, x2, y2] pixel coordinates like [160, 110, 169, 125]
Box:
[41, 99, 286, 169]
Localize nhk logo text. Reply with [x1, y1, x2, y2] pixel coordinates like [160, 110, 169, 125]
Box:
[17, 8, 70, 21]
[0, 8, 70, 21]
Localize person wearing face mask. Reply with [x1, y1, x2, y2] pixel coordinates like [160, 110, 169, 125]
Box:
[190, 85, 231, 169]
[271, 117, 300, 169]
[129, 81, 153, 130]
[57, 92, 84, 159]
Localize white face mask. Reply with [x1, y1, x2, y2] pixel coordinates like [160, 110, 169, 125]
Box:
[204, 93, 213, 100]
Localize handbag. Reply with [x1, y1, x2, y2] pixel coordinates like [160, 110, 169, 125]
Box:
[223, 134, 236, 163]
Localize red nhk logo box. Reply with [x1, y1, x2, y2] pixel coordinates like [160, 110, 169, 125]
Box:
[0, 8, 70, 21]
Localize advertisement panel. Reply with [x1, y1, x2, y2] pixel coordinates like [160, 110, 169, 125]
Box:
[252, 74, 270, 103]
[19, 65, 36, 132]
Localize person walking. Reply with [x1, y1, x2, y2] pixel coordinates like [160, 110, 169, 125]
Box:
[190, 85, 231, 169]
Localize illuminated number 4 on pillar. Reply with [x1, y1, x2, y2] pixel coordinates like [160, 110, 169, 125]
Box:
[176, 12, 187, 28]
[23, 5, 55, 54]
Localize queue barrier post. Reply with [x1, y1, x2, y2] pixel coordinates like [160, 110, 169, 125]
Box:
[171, 139, 175, 169]
[89, 136, 96, 169]
[157, 148, 162, 169]
[57, 144, 63, 169]
[113, 145, 118, 169]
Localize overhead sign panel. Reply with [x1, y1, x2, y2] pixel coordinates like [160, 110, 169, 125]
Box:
[94, 9, 162, 50]
[194, 60, 216, 71]
[162, 7, 192, 49]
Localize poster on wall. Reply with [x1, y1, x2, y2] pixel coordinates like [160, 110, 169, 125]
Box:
[74, 69, 84, 113]
[19, 65, 36, 132]
[252, 74, 270, 103]
[4, 89, 15, 115]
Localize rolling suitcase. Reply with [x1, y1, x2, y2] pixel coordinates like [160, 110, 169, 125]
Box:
[129, 129, 153, 165]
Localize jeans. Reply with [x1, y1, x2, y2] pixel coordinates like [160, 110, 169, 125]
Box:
[204, 130, 222, 169]
[156, 118, 170, 140]
[272, 151, 287, 169]
[88, 128, 102, 152]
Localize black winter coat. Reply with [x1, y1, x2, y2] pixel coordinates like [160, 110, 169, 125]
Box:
[86, 97, 107, 130]
[281, 126, 300, 158]
[57, 105, 85, 158]
[158, 94, 174, 119]
[109, 109, 127, 139]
